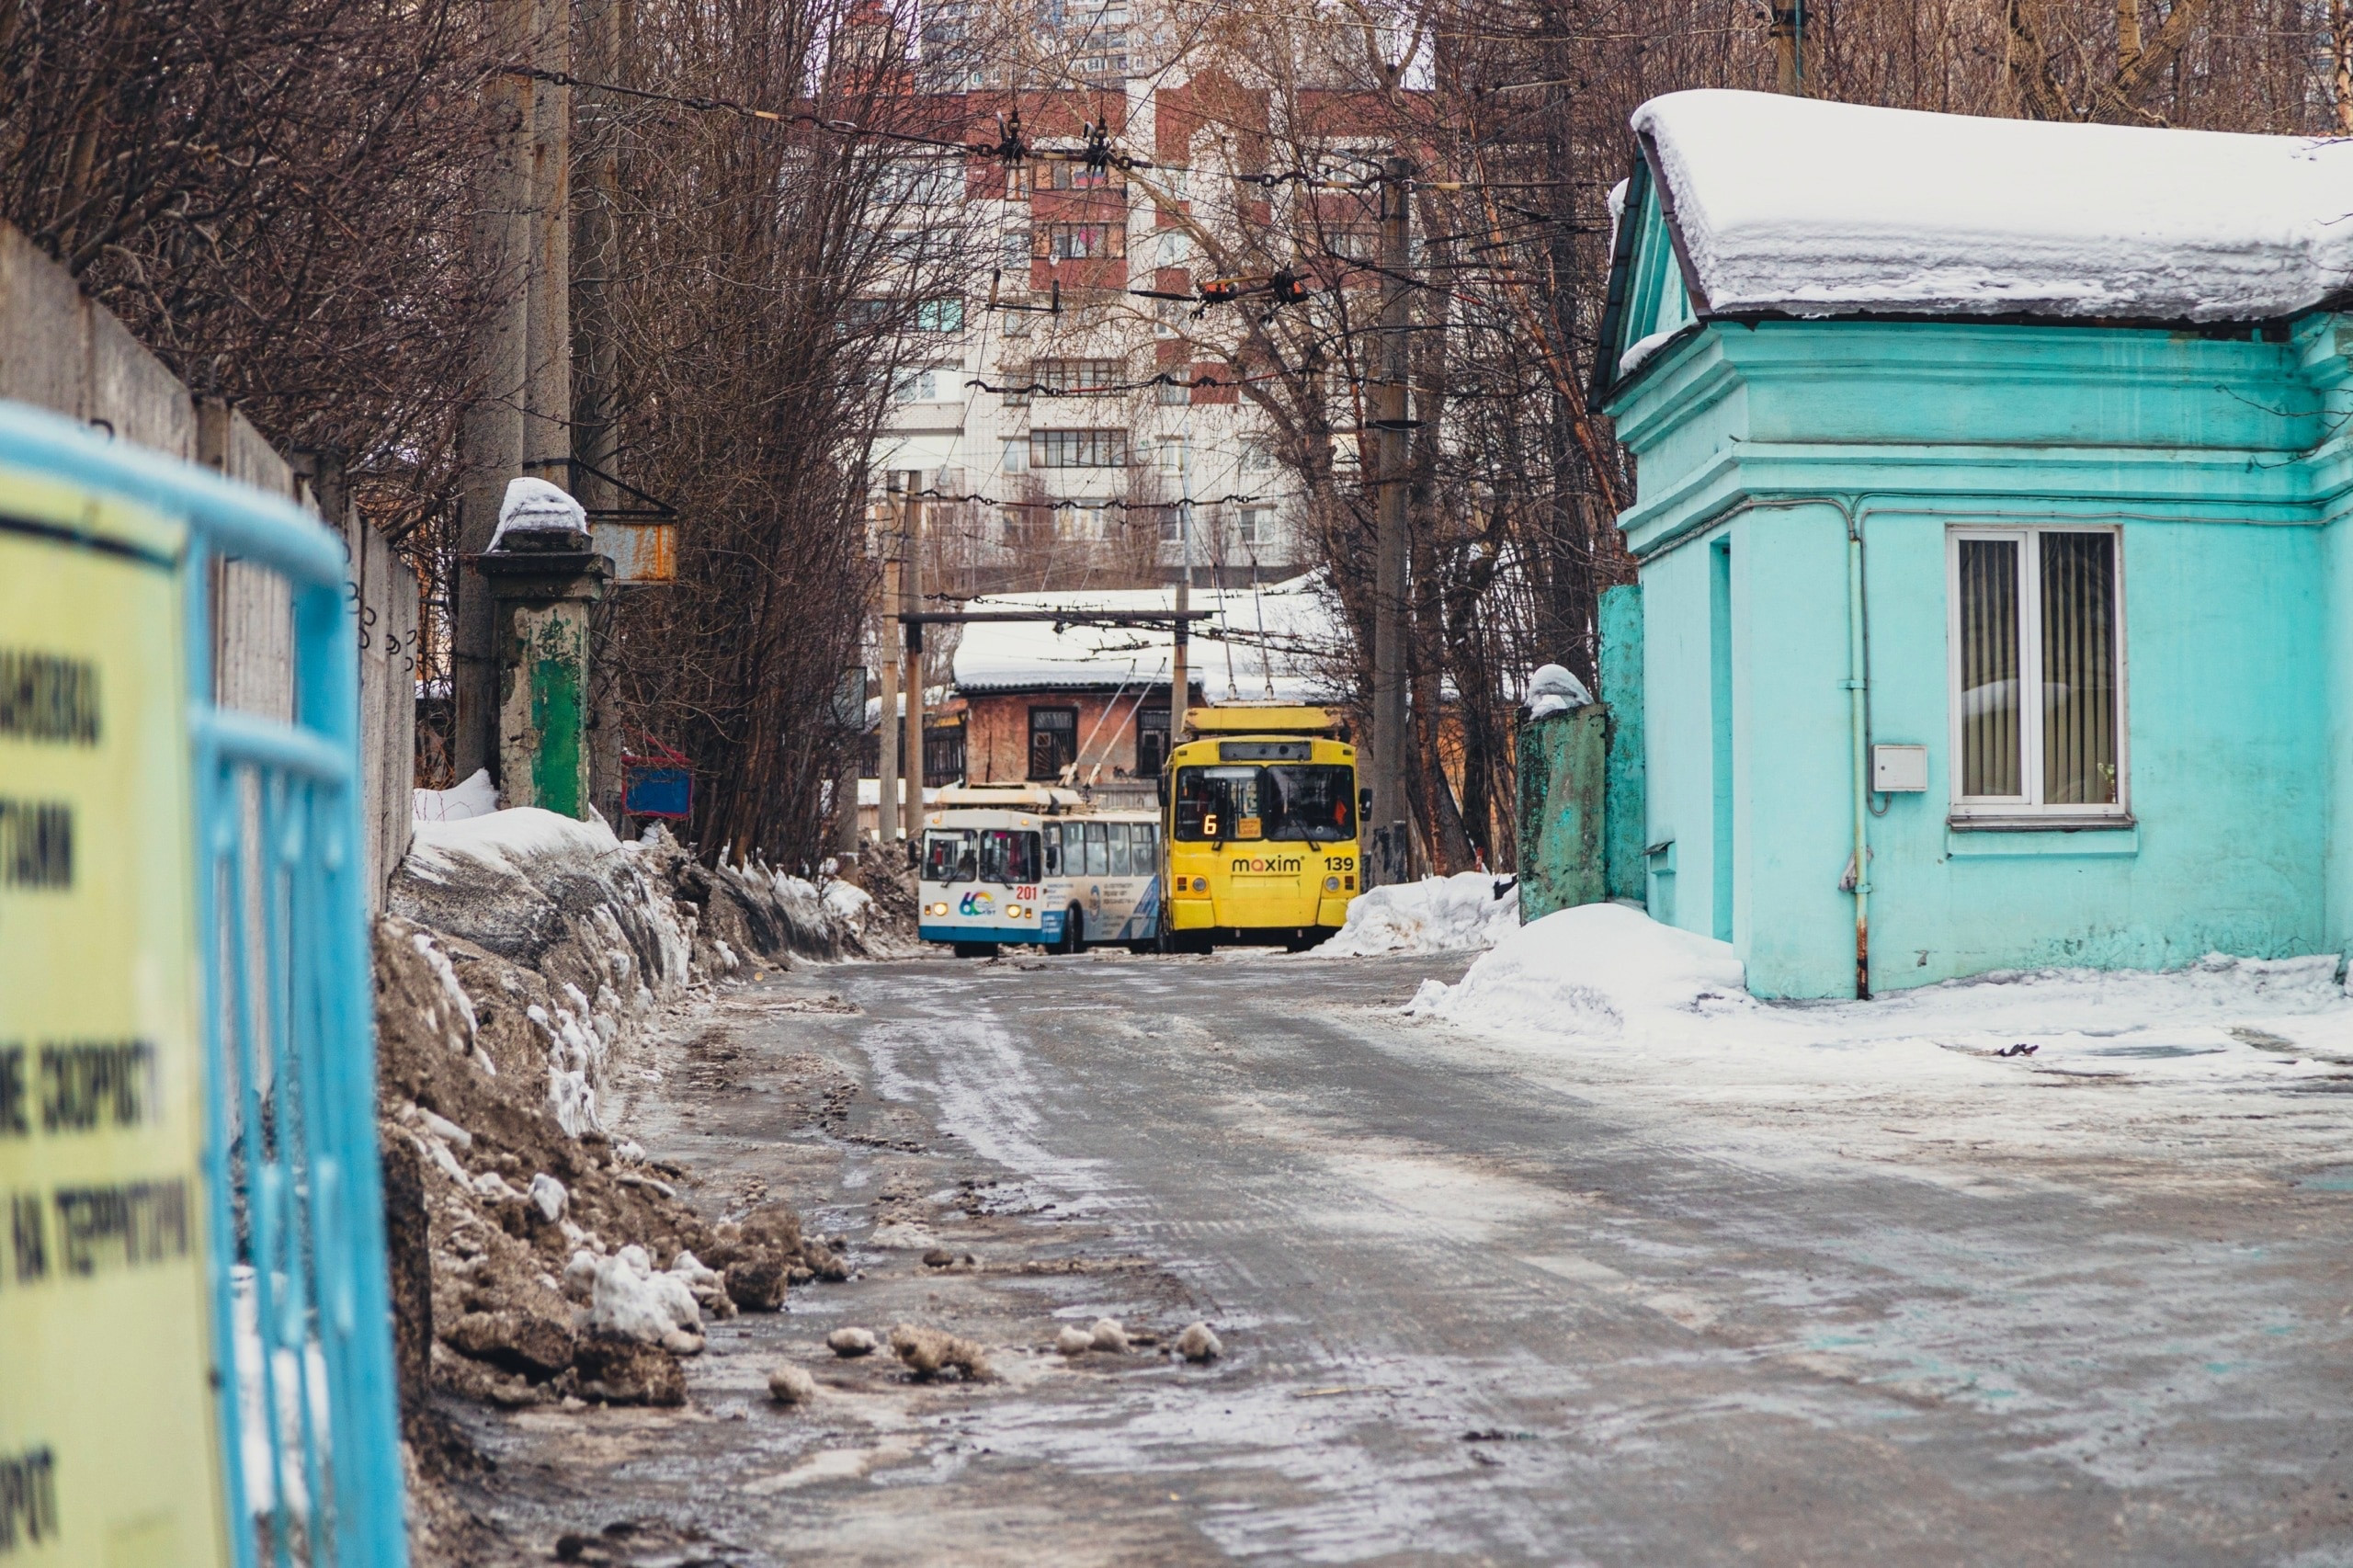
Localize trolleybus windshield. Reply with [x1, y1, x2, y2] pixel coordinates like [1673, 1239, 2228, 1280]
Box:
[923, 829, 976, 881]
[925, 828, 1040, 884]
[1174, 764, 1356, 843]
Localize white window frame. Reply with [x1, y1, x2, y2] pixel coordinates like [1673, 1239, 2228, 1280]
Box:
[1945, 524, 2131, 826]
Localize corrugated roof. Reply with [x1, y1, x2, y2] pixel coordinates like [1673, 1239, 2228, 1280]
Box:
[949, 573, 1342, 699]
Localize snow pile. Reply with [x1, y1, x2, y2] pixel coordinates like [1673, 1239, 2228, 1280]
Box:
[1402, 902, 2353, 1089]
[578, 1245, 705, 1352]
[1525, 663, 1594, 721]
[1632, 89, 2353, 323]
[1324, 872, 1521, 958]
[1404, 902, 1747, 1037]
[414, 767, 500, 823]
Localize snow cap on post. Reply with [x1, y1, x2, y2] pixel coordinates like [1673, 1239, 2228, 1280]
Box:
[491, 476, 590, 551]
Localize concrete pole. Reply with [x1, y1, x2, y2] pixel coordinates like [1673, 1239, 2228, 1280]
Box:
[574, 0, 625, 823]
[876, 483, 902, 845]
[902, 483, 926, 845]
[1172, 437, 1192, 738]
[1771, 4, 1804, 95]
[524, 0, 573, 494]
[453, 0, 533, 784]
[835, 666, 863, 862]
[1369, 155, 1413, 885]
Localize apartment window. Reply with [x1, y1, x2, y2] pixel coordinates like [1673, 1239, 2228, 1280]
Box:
[1240, 439, 1275, 472]
[1157, 437, 1186, 477]
[915, 297, 964, 333]
[1949, 528, 2126, 821]
[1035, 358, 1121, 395]
[892, 368, 945, 403]
[1029, 706, 1078, 779]
[1058, 502, 1108, 540]
[1038, 222, 1125, 261]
[1031, 428, 1128, 468]
[1156, 370, 1189, 404]
[1001, 230, 1031, 272]
[1004, 165, 1035, 200]
[1000, 437, 1028, 474]
[1048, 160, 1122, 191]
[1236, 506, 1269, 546]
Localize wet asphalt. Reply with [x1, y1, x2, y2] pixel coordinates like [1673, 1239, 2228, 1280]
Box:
[444, 948, 2353, 1567]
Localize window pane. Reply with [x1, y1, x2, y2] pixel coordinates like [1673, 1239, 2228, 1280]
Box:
[1108, 825, 1131, 876]
[1958, 539, 2021, 798]
[1042, 824, 1062, 875]
[1083, 822, 1108, 875]
[2041, 532, 2120, 805]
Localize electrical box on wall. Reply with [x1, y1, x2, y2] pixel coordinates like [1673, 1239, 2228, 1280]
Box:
[1872, 744, 1928, 793]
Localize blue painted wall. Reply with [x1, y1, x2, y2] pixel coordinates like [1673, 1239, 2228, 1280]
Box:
[1608, 314, 2353, 998]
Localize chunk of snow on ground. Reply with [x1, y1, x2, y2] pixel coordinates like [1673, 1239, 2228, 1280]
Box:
[406, 806, 621, 880]
[408, 932, 479, 1051]
[1408, 903, 1746, 1037]
[414, 767, 501, 824]
[1323, 873, 1521, 958]
[585, 1245, 702, 1343]
[529, 1174, 568, 1222]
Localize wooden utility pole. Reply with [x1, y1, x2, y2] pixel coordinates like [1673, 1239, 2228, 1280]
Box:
[876, 482, 903, 848]
[453, 0, 533, 782]
[1369, 154, 1414, 886]
[574, 0, 625, 821]
[1771, 3, 1804, 95]
[902, 483, 925, 845]
[2117, 0, 2142, 64]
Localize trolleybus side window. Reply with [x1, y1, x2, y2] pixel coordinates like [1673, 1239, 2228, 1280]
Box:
[1108, 824, 1131, 877]
[1042, 823, 1063, 875]
[980, 829, 1040, 884]
[1081, 820, 1108, 876]
[924, 830, 977, 881]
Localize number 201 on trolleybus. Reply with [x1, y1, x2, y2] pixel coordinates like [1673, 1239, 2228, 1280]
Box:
[1159, 705, 1362, 949]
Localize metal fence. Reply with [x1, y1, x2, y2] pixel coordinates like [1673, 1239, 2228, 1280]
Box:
[0, 404, 407, 1567]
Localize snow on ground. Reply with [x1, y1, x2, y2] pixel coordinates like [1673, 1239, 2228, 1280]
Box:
[1322, 872, 1521, 957]
[1404, 903, 2353, 1096]
[414, 766, 500, 823]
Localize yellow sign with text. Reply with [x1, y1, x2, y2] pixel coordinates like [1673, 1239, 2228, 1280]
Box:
[0, 465, 228, 1566]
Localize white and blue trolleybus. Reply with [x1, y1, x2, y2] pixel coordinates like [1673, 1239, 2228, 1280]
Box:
[918, 792, 1162, 956]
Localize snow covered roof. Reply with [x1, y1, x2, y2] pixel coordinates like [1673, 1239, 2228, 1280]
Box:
[949, 573, 1342, 699]
[1629, 89, 2353, 326]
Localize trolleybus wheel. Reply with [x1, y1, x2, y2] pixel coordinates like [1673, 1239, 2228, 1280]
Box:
[1054, 907, 1085, 956]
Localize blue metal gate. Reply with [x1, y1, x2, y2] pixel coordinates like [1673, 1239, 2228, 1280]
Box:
[0, 404, 407, 1567]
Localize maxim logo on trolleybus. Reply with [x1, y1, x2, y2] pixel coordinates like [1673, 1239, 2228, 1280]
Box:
[1230, 855, 1303, 875]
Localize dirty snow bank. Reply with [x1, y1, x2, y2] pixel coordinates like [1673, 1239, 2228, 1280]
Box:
[1404, 903, 2353, 1087]
[1324, 872, 1522, 957]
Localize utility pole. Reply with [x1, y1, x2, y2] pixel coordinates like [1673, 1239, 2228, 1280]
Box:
[575, 0, 625, 821]
[2334, 0, 2353, 133]
[453, 0, 533, 783]
[876, 480, 903, 848]
[523, 0, 572, 496]
[902, 479, 926, 846]
[1369, 154, 1413, 886]
[1771, 3, 1804, 95]
[1171, 437, 1191, 741]
[2117, 0, 2142, 66]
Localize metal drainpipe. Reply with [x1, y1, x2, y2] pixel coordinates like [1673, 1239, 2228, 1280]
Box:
[1688, 494, 1872, 998]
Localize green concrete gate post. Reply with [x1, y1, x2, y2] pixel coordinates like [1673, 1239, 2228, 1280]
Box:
[475, 547, 610, 819]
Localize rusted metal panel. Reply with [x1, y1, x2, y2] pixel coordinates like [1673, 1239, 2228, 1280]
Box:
[593, 518, 676, 583]
[1516, 706, 1610, 924]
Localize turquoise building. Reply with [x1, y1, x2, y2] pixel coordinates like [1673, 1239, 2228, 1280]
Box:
[1596, 90, 2353, 1000]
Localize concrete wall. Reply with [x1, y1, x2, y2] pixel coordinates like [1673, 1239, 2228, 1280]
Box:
[0, 222, 416, 909]
[1613, 314, 2349, 998]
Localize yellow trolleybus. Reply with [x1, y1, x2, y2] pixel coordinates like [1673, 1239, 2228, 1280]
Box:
[1160, 704, 1363, 950]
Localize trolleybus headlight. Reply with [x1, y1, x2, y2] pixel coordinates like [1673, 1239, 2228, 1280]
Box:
[926, 902, 949, 916]
[1007, 903, 1026, 918]
[1192, 876, 1208, 892]
[1324, 875, 1340, 892]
